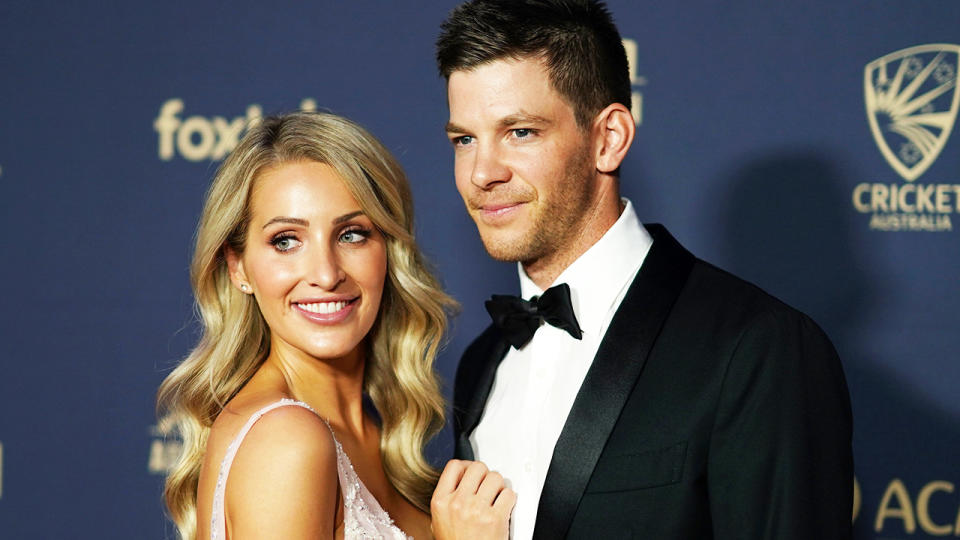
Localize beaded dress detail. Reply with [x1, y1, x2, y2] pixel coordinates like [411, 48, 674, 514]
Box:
[211, 399, 411, 539]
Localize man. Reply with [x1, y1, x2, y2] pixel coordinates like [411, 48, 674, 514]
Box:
[431, 1, 853, 538]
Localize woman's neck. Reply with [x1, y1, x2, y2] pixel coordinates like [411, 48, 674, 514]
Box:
[258, 342, 369, 438]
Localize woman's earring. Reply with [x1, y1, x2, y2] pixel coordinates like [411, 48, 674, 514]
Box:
[240, 284, 250, 293]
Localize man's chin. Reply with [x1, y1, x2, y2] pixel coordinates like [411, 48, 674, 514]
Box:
[478, 233, 535, 263]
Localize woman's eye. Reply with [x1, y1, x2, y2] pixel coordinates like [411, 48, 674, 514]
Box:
[271, 235, 301, 252]
[340, 228, 371, 244]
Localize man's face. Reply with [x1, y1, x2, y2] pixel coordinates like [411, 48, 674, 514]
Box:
[446, 57, 600, 266]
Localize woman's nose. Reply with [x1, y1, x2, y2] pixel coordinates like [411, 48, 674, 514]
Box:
[306, 244, 346, 289]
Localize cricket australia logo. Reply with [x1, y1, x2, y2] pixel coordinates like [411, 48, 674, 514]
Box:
[865, 44, 960, 181]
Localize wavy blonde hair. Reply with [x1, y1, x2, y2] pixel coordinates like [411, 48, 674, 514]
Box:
[156, 112, 454, 539]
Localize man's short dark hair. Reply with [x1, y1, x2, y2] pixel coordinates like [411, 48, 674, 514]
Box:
[436, 0, 631, 127]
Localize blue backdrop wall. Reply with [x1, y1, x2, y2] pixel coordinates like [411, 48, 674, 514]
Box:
[0, 1, 958, 538]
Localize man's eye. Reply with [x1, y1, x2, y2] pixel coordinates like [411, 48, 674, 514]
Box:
[512, 128, 535, 138]
[453, 135, 474, 146]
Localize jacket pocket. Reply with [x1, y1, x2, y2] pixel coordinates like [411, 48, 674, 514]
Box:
[585, 441, 687, 493]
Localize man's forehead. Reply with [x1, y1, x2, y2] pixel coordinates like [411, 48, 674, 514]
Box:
[446, 64, 575, 129]
[458, 58, 555, 91]
[447, 59, 558, 103]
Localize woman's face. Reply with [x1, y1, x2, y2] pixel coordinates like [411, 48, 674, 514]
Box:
[229, 160, 387, 363]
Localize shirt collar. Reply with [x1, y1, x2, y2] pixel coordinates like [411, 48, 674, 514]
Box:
[518, 198, 653, 337]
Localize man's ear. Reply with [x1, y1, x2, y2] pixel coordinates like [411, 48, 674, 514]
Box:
[593, 103, 635, 174]
[225, 246, 253, 294]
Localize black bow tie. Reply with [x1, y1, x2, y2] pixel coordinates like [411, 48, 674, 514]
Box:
[485, 283, 583, 349]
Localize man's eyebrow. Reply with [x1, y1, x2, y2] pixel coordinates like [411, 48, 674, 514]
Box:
[499, 113, 552, 128]
[262, 217, 309, 230]
[445, 113, 553, 134]
[445, 121, 468, 134]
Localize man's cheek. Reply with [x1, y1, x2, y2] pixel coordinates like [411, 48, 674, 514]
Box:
[454, 171, 473, 198]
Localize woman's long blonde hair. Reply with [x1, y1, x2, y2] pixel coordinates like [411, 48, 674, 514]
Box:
[156, 112, 454, 539]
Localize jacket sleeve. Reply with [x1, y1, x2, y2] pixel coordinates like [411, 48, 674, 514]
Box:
[452, 326, 503, 461]
[708, 308, 854, 539]
[452, 342, 480, 461]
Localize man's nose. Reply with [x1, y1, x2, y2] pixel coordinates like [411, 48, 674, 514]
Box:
[470, 142, 510, 189]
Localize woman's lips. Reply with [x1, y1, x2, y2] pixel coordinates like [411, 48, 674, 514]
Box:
[293, 298, 357, 324]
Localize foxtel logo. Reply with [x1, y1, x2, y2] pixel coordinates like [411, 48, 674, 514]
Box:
[154, 98, 317, 162]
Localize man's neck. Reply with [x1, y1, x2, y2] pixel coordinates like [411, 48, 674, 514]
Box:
[522, 196, 625, 289]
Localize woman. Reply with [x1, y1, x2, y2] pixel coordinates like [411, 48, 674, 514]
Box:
[157, 112, 513, 539]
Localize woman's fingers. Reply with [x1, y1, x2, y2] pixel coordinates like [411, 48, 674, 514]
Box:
[457, 461, 490, 495]
[475, 469, 506, 504]
[434, 459, 468, 496]
[493, 486, 517, 515]
[431, 459, 514, 540]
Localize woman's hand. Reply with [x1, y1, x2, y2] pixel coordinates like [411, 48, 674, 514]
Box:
[430, 459, 516, 540]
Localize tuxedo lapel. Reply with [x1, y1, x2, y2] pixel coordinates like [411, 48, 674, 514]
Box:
[453, 326, 510, 460]
[533, 225, 695, 539]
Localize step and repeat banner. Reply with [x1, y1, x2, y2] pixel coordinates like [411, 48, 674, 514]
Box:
[1, 1, 957, 538]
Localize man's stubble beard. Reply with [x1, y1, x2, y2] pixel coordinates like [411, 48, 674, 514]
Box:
[477, 141, 597, 266]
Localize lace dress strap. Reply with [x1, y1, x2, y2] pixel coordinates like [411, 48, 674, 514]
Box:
[209, 398, 411, 540]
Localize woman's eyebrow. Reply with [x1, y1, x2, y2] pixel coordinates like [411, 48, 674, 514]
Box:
[333, 210, 364, 224]
[261, 217, 309, 230]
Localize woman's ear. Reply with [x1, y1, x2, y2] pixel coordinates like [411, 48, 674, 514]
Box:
[593, 102, 636, 174]
[225, 246, 253, 294]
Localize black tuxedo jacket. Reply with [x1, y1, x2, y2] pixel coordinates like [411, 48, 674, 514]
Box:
[453, 225, 853, 539]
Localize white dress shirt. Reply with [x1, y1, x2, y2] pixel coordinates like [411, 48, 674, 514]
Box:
[470, 199, 654, 540]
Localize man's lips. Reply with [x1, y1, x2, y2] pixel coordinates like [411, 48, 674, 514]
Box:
[292, 297, 358, 324]
[476, 201, 526, 222]
[482, 202, 521, 212]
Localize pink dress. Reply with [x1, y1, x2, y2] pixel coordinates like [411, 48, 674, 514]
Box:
[210, 399, 412, 539]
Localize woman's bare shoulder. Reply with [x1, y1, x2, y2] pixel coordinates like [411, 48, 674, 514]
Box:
[223, 401, 340, 538]
[230, 401, 336, 465]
